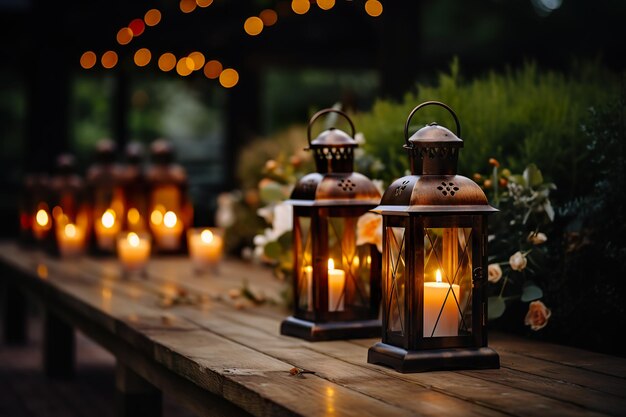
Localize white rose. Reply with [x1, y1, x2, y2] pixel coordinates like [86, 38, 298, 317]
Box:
[487, 264, 503, 283]
[528, 231, 547, 245]
[509, 251, 528, 271]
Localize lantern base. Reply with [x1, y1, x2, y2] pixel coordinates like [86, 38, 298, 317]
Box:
[367, 342, 499, 373]
[280, 316, 381, 341]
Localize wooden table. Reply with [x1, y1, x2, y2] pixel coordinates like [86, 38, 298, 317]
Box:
[1, 241, 625, 417]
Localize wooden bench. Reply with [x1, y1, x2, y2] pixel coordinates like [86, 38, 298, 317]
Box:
[1, 241, 625, 417]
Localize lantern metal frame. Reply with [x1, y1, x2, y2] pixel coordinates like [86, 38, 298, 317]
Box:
[280, 109, 383, 341]
[367, 101, 500, 372]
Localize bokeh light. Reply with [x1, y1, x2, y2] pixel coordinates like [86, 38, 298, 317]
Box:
[244, 16, 264, 36]
[188, 51, 205, 70]
[317, 0, 335, 10]
[158, 53, 176, 72]
[101, 51, 118, 69]
[129, 18, 145, 36]
[134, 48, 152, 67]
[144, 9, 161, 26]
[196, 0, 213, 7]
[80, 51, 97, 69]
[203, 60, 222, 79]
[364, 0, 383, 17]
[259, 9, 278, 26]
[176, 58, 194, 76]
[291, 0, 310, 15]
[116, 27, 133, 45]
[180, 0, 196, 13]
[219, 68, 239, 88]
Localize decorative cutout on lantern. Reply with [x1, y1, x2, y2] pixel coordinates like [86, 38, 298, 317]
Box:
[367, 101, 500, 372]
[279, 108, 383, 341]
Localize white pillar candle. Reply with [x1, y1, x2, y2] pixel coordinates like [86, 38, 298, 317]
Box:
[423, 269, 460, 337]
[117, 232, 151, 272]
[187, 228, 224, 272]
[327, 259, 345, 312]
[151, 210, 183, 250]
[32, 208, 51, 240]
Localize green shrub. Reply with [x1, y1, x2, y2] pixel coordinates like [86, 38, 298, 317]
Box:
[351, 59, 619, 199]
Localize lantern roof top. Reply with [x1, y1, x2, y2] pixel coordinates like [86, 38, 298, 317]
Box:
[288, 172, 381, 207]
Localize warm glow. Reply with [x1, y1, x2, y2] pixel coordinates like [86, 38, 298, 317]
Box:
[127, 208, 140, 225]
[101, 287, 112, 299]
[150, 210, 163, 225]
[259, 9, 278, 26]
[317, 0, 335, 10]
[37, 264, 48, 279]
[36, 209, 49, 226]
[365, 0, 383, 17]
[196, 0, 213, 7]
[158, 53, 176, 72]
[144, 9, 161, 26]
[219, 68, 239, 88]
[129, 18, 145, 36]
[134, 48, 152, 67]
[291, 0, 310, 14]
[203, 60, 222, 79]
[101, 51, 118, 69]
[101, 209, 116, 229]
[163, 211, 177, 228]
[353, 257, 360, 267]
[176, 57, 194, 76]
[128, 232, 140, 247]
[80, 51, 97, 69]
[328, 258, 335, 270]
[116, 27, 133, 45]
[200, 229, 214, 244]
[188, 51, 205, 70]
[52, 206, 63, 220]
[180, 0, 196, 13]
[436, 269, 442, 283]
[244, 16, 264, 36]
[65, 224, 77, 238]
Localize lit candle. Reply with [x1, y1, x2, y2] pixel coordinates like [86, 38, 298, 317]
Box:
[328, 258, 345, 312]
[32, 207, 52, 240]
[57, 223, 86, 258]
[116, 232, 151, 273]
[187, 228, 224, 273]
[423, 269, 460, 337]
[304, 265, 313, 311]
[151, 210, 183, 250]
[94, 208, 121, 251]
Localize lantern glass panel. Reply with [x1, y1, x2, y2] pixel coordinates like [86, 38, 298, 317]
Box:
[385, 226, 406, 336]
[423, 227, 473, 338]
[296, 216, 313, 312]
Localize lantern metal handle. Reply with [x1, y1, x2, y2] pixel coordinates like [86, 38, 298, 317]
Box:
[307, 108, 356, 148]
[404, 101, 461, 148]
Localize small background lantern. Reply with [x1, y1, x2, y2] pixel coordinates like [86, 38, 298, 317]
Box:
[121, 141, 149, 233]
[20, 172, 51, 246]
[49, 153, 90, 257]
[146, 139, 193, 253]
[367, 101, 500, 372]
[87, 139, 126, 254]
[280, 108, 382, 341]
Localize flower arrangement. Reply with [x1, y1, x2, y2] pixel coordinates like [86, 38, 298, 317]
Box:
[476, 159, 556, 331]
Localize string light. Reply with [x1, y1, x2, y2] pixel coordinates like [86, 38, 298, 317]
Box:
[244, 16, 264, 36]
[144, 9, 161, 26]
[129, 18, 145, 36]
[188, 52, 206, 70]
[101, 51, 118, 69]
[219, 68, 239, 88]
[158, 53, 177, 72]
[80, 51, 97, 69]
[364, 0, 383, 17]
[291, 0, 310, 15]
[180, 0, 196, 13]
[134, 48, 152, 67]
[317, 0, 335, 11]
[116, 27, 133, 45]
[259, 9, 278, 26]
[196, 0, 213, 7]
[203, 60, 222, 79]
[176, 57, 194, 76]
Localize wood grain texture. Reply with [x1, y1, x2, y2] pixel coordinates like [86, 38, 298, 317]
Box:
[1, 241, 626, 417]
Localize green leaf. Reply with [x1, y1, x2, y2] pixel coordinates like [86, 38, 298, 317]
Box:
[278, 231, 293, 248]
[523, 164, 544, 188]
[521, 283, 543, 302]
[488, 296, 506, 319]
[263, 241, 282, 260]
[259, 181, 287, 204]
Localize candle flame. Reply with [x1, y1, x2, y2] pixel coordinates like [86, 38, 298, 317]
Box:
[200, 229, 214, 243]
[436, 269, 442, 283]
[328, 258, 335, 270]
[150, 210, 163, 225]
[127, 232, 140, 247]
[163, 211, 177, 228]
[101, 209, 116, 228]
[127, 208, 140, 225]
[36, 209, 49, 226]
[65, 223, 77, 238]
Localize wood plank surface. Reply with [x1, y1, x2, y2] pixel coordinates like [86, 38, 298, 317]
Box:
[1, 241, 625, 417]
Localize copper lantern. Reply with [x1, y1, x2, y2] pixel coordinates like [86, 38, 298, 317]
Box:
[367, 101, 500, 372]
[280, 109, 383, 341]
[121, 141, 149, 233]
